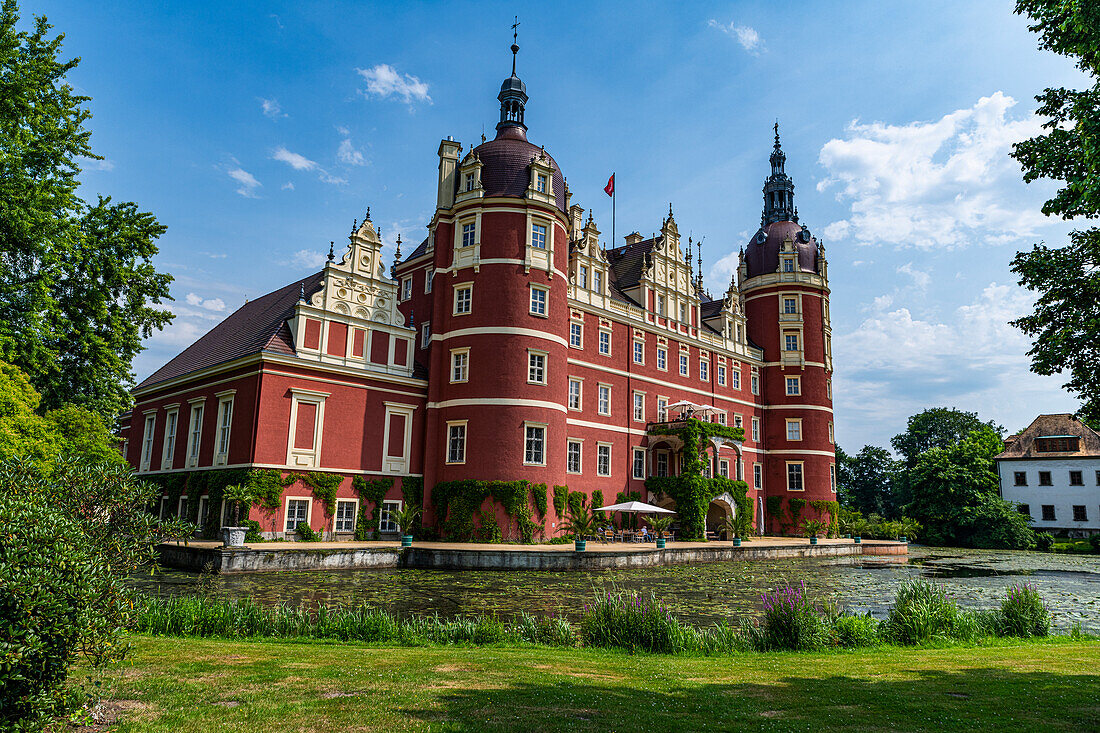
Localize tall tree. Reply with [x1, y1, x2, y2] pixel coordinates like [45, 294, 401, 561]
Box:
[891, 407, 1003, 468]
[0, 0, 172, 419]
[1010, 1, 1100, 421]
[836, 445, 902, 518]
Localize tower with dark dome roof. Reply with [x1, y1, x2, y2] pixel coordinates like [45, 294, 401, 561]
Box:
[739, 125, 837, 533]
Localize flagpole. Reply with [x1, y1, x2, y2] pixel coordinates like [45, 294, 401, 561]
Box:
[612, 171, 616, 248]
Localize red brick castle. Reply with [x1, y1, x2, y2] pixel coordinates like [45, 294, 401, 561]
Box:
[120, 46, 837, 540]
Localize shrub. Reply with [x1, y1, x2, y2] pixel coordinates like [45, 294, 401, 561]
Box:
[1035, 532, 1055, 551]
[999, 583, 1051, 638]
[1089, 534, 1100, 553]
[880, 579, 968, 645]
[830, 613, 880, 648]
[295, 522, 321, 542]
[241, 519, 263, 542]
[580, 591, 687, 653]
[757, 582, 826, 650]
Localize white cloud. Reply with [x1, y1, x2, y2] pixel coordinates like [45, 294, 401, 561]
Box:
[817, 92, 1049, 250]
[260, 97, 287, 119]
[337, 136, 366, 167]
[184, 292, 227, 312]
[227, 167, 261, 198]
[272, 147, 317, 171]
[833, 282, 1078, 448]
[896, 262, 930, 291]
[707, 19, 765, 55]
[291, 249, 326, 270]
[282, 181, 295, 191]
[79, 156, 115, 172]
[356, 64, 431, 105]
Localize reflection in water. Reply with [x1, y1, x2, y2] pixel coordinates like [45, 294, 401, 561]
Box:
[132, 546, 1100, 632]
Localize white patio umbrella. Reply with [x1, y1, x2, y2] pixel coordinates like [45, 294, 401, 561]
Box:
[596, 500, 675, 514]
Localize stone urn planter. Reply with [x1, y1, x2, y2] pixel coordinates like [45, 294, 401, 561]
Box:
[401, 534, 413, 548]
[222, 527, 247, 548]
[656, 538, 666, 549]
[574, 539, 586, 552]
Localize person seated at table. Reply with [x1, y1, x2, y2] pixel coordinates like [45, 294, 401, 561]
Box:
[638, 526, 651, 542]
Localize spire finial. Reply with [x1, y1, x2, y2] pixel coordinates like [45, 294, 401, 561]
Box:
[365, 206, 371, 221]
[511, 16, 521, 75]
[774, 120, 780, 147]
[669, 202, 673, 219]
[350, 218, 358, 236]
[327, 242, 335, 263]
[299, 283, 305, 301]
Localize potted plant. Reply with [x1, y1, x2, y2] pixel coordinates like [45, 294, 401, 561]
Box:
[393, 504, 421, 548]
[221, 483, 256, 548]
[802, 519, 827, 545]
[721, 515, 743, 547]
[647, 515, 673, 549]
[561, 507, 596, 551]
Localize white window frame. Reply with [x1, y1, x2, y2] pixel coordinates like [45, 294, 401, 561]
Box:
[751, 417, 760, 442]
[380, 499, 402, 533]
[161, 405, 179, 470]
[754, 463, 763, 490]
[450, 348, 470, 383]
[784, 333, 799, 352]
[632, 447, 646, 480]
[421, 322, 431, 348]
[830, 464, 837, 494]
[425, 268, 434, 293]
[717, 364, 726, 386]
[335, 498, 359, 533]
[446, 420, 467, 464]
[632, 391, 645, 422]
[214, 390, 235, 466]
[657, 396, 668, 422]
[568, 378, 583, 411]
[594, 270, 603, 294]
[527, 349, 548, 385]
[529, 284, 549, 317]
[657, 293, 666, 317]
[283, 495, 313, 534]
[578, 264, 588, 289]
[751, 372, 760, 395]
[524, 422, 548, 466]
[786, 462, 805, 491]
[567, 439, 582, 474]
[785, 376, 801, 396]
[656, 347, 667, 371]
[700, 360, 709, 382]
[453, 282, 473, 315]
[732, 367, 741, 390]
[140, 412, 156, 472]
[286, 388, 328, 468]
[786, 418, 802, 442]
[597, 383, 611, 416]
[461, 221, 476, 248]
[598, 329, 611, 356]
[569, 321, 583, 349]
[596, 442, 612, 477]
[828, 421, 834, 444]
[733, 414, 743, 429]
[185, 398, 205, 468]
[401, 277, 412, 302]
[679, 353, 689, 377]
[530, 222, 548, 249]
[783, 296, 798, 314]
[633, 340, 644, 365]
[719, 459, 730, 478]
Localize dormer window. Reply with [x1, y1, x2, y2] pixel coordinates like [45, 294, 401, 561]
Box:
[578, 265, 588, 289]
[782, 258, 795, 273]
[536, 174, 547, 193]
[531, 223, 547, 249]
[465, 174, 476, 192]
[461, 222, 476, 248]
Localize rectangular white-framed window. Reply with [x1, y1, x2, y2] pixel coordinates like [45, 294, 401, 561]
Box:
[655, 451, 669, 477]
[786, 418, 802, 441]
[633, 340, 644, 364]
[567, 439, 582, 474]
[656, 347, 667, 371]
[578, 264, 588, 289]
[830, 464, 837, 493]
[287, 388, 328, 469]
[335, 499, 358, 533]
[784, 333, 799, 352]
[214, 393, 234, 465]
[421, 322, 431, 348]
[826, 378, 832, 399]
[536, 173, 547, 193]
[380, 500, 401, 533]
[717, 413, 726, 425]
[679, 353, 689, 376]
[732, 367, 741, 390]
[569, 321, 583, 348]
[186, 400, 205, 468]
[733, 414, 743, 428]
[284, 496, 311, 534]
[568, 378, 582, 411]
[140, 412, 156, 471]
[446, 421, 467, 464]
[594, 270, 603, 294]
[782, 257, 795, 273]
[524, 422, 547, 465]
[529, 285, 548, 316]
[785, 376, 801, 396]
[783, 296, 798, 314]
[453, 283, 473, 315]
[717, 364, 726, 386]
[700, 360, 709, 382]
[657, 396, 668, 422]
[632, 447, 646, 480]
[461, 222, 476, 248]
[401, 277, 412, 302]
[632, 391, 645, 422]
[751, 372, 760, 395]
[751, 416, 760, 442]
[598, 384, 611, 416]
[450, 348, 469, 383]
[828, 421, 834, 444]
[527, 349, 547, 384]
[465, 173, 476, 191]
[657, 293, 666, 316]
[679, 302, 687, 323]
[719, 459, 730, 478]
[161, 407, 178, 470]
[787, 462, 804, 491]
[597, 443, 611, 477]
[531, 222, 547, 249]
[425, 268, 434, 293]
[754, 463, 763, 490]
[197, 496, 209, 529]
[598, 329, 611, 356]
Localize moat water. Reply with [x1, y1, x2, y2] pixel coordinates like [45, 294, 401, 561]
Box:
[135, 546, 1100, 632]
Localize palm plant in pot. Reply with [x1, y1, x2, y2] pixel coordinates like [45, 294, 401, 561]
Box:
[802, 519, 827, 545]
[393, 504, 421, 547]
[221, 483, 256, 547]
[647, 515, 673, 549]
[561, 507, 597, 551]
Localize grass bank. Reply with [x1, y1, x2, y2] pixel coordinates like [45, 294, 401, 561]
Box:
[86, 634, 1099, 732]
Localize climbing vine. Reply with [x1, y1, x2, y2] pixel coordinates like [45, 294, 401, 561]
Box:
[787, 496, 807, 531]
[552, 485, 568, 517]
[766, 495, 784, 533]
[532, 483, 548, 519]
[590, 490, 604, 511]
[352, 476, 393, 541]
[644, 419, 747, 539]
[431, 479, 539, 543]
[809, 499, 841, 537]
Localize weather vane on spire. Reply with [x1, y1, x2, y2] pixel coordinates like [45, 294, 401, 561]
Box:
[511, 16, 521, 75]
[774, 120, 780, 146]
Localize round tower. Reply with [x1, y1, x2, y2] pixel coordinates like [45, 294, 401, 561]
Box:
[739, 124, 836, 533]
[424, 38, 570, 498]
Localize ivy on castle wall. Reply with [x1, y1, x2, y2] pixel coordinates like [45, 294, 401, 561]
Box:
[532, 483, 548, 519]
[552, 485, 568, 517]
[431, 479, 542, 543]
[644, 419, 749, 540]
[352, 476, 393, 541]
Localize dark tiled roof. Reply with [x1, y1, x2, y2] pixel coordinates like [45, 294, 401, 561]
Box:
[136, 272, 323, 391]
[606, 237, 656, 291]
[996, 414, 1100, 459]
[401, 236, 431, 264]
[700, 299, 724, 320]
[471, 127, 567, 212]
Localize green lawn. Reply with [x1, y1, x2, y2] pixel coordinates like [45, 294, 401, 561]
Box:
[83, 635, 1100, 732]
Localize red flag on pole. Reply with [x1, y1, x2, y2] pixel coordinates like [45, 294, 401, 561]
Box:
[604, 173, 615, 197]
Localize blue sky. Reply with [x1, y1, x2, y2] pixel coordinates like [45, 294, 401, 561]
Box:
[28, 0, 1089, 450]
